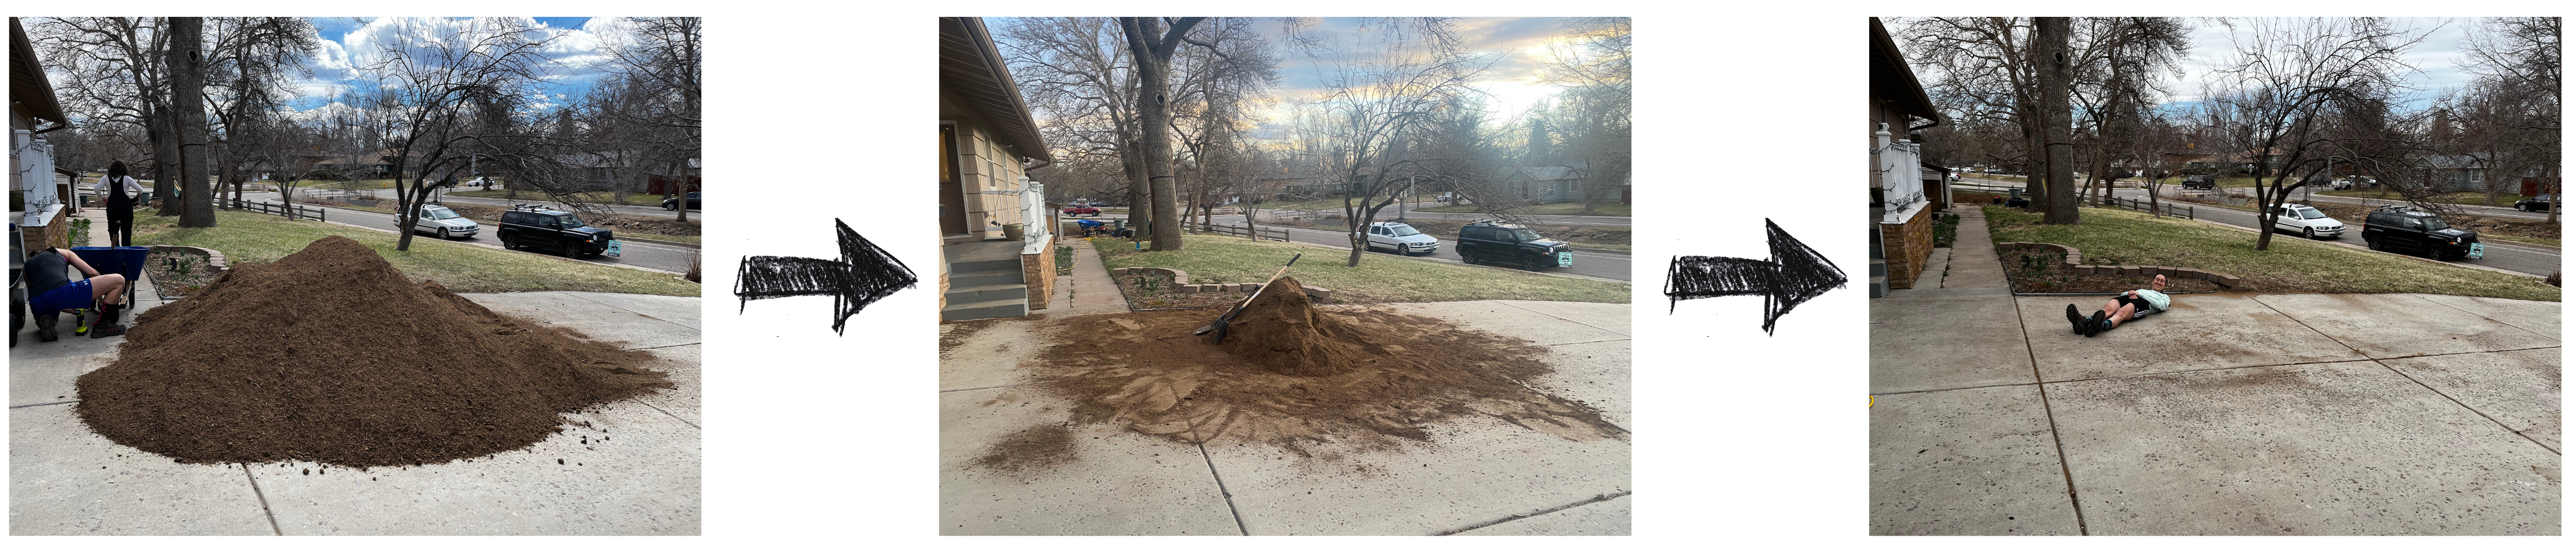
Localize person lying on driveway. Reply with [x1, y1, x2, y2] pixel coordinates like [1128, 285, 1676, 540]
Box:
[2065, 274, 2169, 338]
[24, 247, 132, 340]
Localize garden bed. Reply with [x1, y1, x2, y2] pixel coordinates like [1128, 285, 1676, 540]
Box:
[144, 249, 218, 299]
[1997, 247, 2224, 294]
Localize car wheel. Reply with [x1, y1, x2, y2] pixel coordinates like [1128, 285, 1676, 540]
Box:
[1521, 255, 1544, 271]
[2303, 228, 2316, 240]
[561, 241, 582, 257]
[501, 235, 519, 250]
[2363, 237, 2377, 250]
[438, 228, 451, 240]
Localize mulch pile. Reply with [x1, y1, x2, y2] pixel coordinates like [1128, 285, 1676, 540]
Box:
[74, 235, 671, 468]
[979, 277, 1625, 470]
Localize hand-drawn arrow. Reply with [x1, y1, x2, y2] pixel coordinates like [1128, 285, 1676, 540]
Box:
[1665, 218, 1846, 335]
[735, 218, 918, 335]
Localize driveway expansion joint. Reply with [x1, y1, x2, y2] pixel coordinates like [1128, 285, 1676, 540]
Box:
[10, 400, 83, 409]
[1494, 300, 1628, 337]
[240, 463, 283, 536]
[1435, 489, 1632, 536]
[1194, 441, 1250, 536]
[2372, 358, 2562, 455]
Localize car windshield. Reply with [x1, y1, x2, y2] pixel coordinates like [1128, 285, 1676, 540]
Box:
[1514, 229, 1546, 241]
[2292, 207, 2325, 219]
[557, 214, 586, 228]
[1386, 224, 1421, 236]
[423, 207, 460, 219]
[2418, 216, 2449, 230]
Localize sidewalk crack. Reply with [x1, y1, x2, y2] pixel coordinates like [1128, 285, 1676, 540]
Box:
[1493, 301, 1627, 337]
[1436, 490, 1631, 535]
[241, 463, 283, 536]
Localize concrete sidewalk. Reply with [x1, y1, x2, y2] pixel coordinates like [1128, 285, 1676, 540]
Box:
[10, 292, 700, 535]
[938, 299, 1631, 535]
[1870, 210, 2561, 535]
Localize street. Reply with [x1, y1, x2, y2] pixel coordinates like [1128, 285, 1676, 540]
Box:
[1956, 178, 2556, 277]
[1152, 212, 1632, 281]
[231, 190, 700, 274]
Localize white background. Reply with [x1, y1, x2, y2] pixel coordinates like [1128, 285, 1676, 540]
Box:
[8, 1, 2564, 551]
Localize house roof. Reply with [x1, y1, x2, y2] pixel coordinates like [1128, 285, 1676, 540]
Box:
[2421, 153, 2491, 169]
[10, 17, 68, 128]
[1521, 165, 1585, 180]
[939, 17, 1051, 165]
[1869, 17, 1941, 127]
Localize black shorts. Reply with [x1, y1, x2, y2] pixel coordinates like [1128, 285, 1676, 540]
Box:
[2113, 295, 2151, 313]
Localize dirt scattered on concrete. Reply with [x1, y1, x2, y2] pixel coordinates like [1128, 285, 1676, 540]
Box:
[73, 236, 671, 468]
[1018, 282, 1625, 461]
[974, 424, 1077, 473]
[940, 318, 1005, 353]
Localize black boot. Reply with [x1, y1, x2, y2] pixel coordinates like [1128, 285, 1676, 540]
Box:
[2083, 310, 2107, 337]
[2065, 304, 2086, 335]
[34, 311, 58, 342]
[91, 305, 124, 339]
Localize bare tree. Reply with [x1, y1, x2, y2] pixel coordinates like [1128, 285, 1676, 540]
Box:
[1285, 17, 1494, 267]
[2204, 17, 2431, 250]
[352, 18, 560, 252]
[1116, 16, 1208, 250]
[595, 17, 701, 223]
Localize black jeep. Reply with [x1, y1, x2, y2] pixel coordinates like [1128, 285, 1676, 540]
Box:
[2362, 205, 2479, 261]
[2180, 175, 2217, 190]
[497, 206, 615, 258]
[1457, 219, 1571, 271]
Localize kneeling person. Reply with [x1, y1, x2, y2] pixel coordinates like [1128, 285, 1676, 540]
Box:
[24, 248, 132, 340]
[2063, 274, 2169, 337]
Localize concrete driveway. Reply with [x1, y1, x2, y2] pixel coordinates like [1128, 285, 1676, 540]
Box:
[939, 297, 1631, 536]
[9, 290, 701, 535]
[1873, 213, 2559, 535]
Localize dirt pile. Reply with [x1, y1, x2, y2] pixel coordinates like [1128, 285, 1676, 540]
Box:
[74, 235, 670, 468]
[1001, 294, 1625, 467]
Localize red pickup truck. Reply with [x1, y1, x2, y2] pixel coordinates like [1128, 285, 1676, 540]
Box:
[1061, 206, 1100, 217]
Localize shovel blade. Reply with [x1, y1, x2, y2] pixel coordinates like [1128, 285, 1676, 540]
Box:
[1207, 318, 1230, 344]
[1191, 323, 1216, 336]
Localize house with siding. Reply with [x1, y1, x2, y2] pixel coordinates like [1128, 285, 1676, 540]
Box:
[1868, 17, 1945, 298]
[939, 16, 1058, 321]
[12, 17, 75, 250]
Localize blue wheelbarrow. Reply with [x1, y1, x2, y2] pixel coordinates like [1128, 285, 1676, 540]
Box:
[72, 246, 153, 305]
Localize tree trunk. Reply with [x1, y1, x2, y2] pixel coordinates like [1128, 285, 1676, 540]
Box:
[1120, 136, 1149, 239]
[151, 110, 181, 217]
[170, 17, 215, 227]
[1121, 17, 1204, 252]
[672, 160, 690, 223]
[2037, 17, 2078, 225]
[2021, 110, 2047, 213]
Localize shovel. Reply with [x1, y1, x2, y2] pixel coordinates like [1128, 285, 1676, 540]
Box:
[1193, 253, 1300, 344]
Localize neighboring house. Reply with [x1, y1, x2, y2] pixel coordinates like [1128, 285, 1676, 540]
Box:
[2419, 154, 2494, 192]
[315, 151, 396, 178]
[1868, 17, 1944, 298]
[12, 17, 75, 250]
[939, 16, 1057, 321]
[1509, 164, 1588, 204]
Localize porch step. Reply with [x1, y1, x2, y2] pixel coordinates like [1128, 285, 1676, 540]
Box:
[1869, 275, 1890, 299]
[945, 282, 1028, 304]
[942, 298, 1030, 321]
[950, 258, 1021, 274]
[949, 268, 1025, 288]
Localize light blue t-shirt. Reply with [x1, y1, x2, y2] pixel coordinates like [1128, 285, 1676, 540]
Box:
[2134, 289, 2171, 312]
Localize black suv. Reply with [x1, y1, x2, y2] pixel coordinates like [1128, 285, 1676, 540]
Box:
[2514, 194, 2551, 212]
[2362, 206, 2479, 260]
[2180, 175, 2217, 190]
[497, 206, 615, 258]
[662, 192, 699, 211]
[1457, 219, 1571, 271]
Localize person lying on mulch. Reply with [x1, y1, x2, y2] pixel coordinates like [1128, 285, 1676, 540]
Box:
[2065, 274, 2169, 338]
[24, 247, 132, 340]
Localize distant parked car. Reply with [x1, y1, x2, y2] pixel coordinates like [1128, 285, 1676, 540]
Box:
[2266, 203, 2345, 240]
[2515, 194, 2552, 212]
[2363, 206, 2479, 261]
[407, 204, 480, 240]
[1362, 221, 1440, 256]
[1062, 205, 1100, 217]
[2181, 175, 2217, 190]
[1457, 219, 1570, 271]
[661, 192, 699, 210]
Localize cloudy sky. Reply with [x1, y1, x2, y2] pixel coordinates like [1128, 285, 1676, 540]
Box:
[989, 16, 1609, 141]
[290, 17, 625, 118]
[1891, 17, 2493, 113]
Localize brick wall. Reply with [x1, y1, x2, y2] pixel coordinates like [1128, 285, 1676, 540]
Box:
[1020, 235, 1057, 310]
[1880, 207, 1936, 288]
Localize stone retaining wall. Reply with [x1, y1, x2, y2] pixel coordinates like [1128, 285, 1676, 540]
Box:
[1995, 242, 2245, 292]
[147, 245, 229, 276]
[1114, 267, 1334, 302]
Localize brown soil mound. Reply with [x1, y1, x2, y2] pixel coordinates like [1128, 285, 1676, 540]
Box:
[997, 299, 1625, 467]
[1216, 276, 1374, 377]
[74, 235, 671, 468]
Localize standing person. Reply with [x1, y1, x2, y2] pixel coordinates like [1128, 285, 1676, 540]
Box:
[94, 161, 142, 246]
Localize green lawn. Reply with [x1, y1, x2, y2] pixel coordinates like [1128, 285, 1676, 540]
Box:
[132, 210, 699, 297]
[1087, 234, 1628, 304]
[1983, 205, 2556, 301]
[445, 189, 679, 207]
[1410, 201, 1630, 216]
